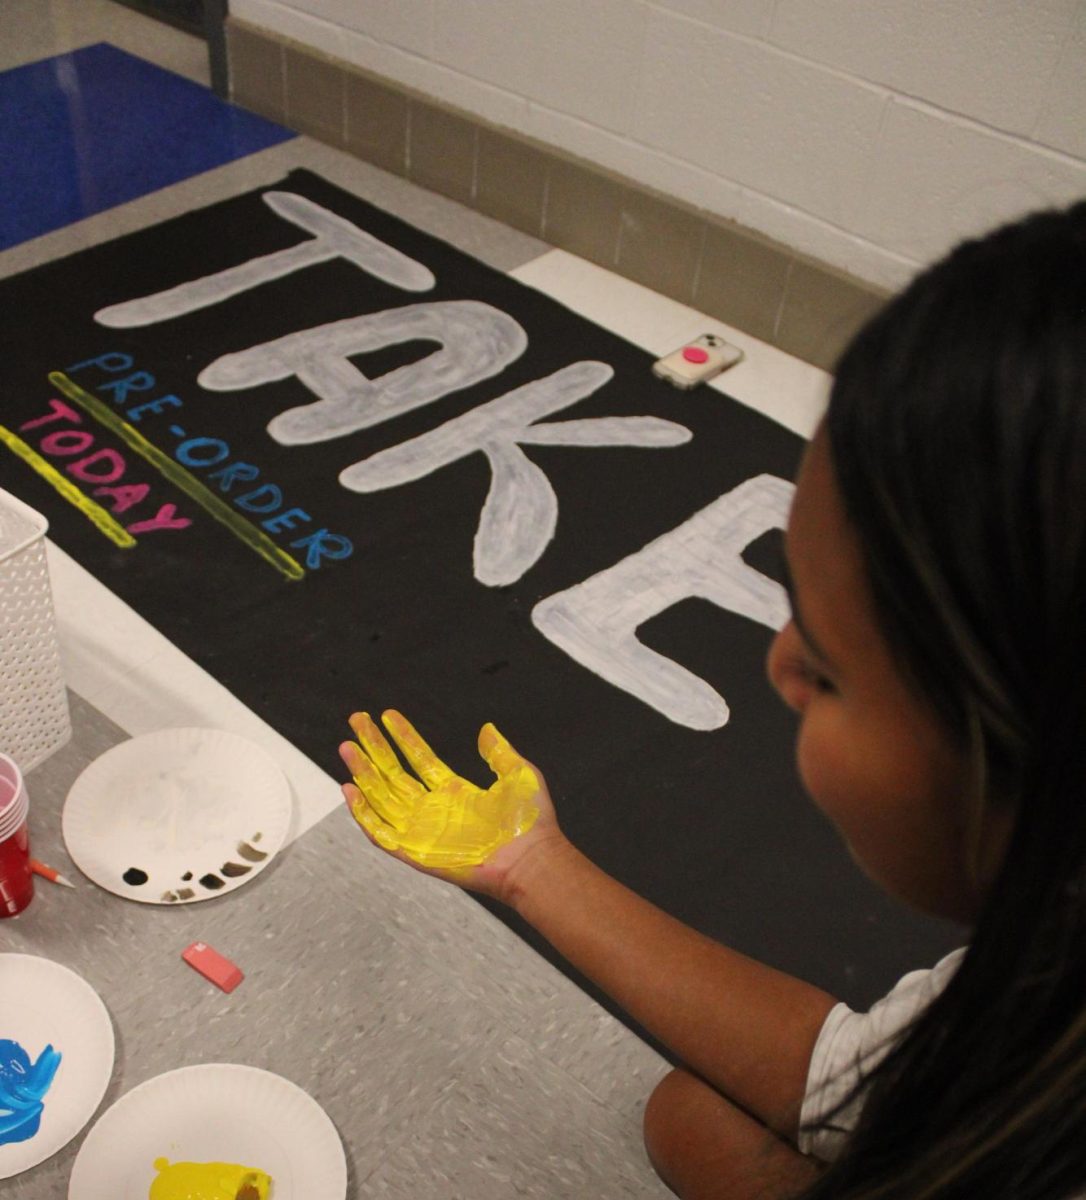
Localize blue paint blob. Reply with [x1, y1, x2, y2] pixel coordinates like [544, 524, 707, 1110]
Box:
[0, 1039, 62, 1145]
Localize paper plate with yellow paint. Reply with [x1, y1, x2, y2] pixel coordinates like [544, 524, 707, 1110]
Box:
[67, 1063, 346, 1199]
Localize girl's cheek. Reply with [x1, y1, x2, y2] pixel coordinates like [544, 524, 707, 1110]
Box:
[794, 710, 849, 826]
[794, 721, 820, 803]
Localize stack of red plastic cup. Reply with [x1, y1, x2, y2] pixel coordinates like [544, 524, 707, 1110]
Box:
[0, 752, 33, 916]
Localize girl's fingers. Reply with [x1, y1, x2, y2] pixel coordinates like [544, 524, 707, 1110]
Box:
[359, 806, 401, 853]
[339, 739, 412, 830]
[339, 738, 368, 776]
[348, 711, 405, 779]
[341, 780, 363, 817]
[340, 739, 385, 793]
[382, 709, 456, 791]
[342, 782, 401, 853]
[347, 711, 424, 810]
[478, 722, 532, 780]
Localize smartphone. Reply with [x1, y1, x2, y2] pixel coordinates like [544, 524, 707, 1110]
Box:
[652, 333, 744, 389]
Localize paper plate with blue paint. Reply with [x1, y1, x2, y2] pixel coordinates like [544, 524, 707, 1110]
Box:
[68, 1063, 347, 1199]
[0, 954, 115, 1177]
[62, 728, 293, 904]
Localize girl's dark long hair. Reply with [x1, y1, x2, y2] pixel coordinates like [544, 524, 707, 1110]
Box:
[801, 200, 1086, 1200]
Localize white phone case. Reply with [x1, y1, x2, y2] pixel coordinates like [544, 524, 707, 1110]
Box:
[652, 333, 744, 389]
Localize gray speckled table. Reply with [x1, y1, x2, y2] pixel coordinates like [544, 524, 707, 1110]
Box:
[4, 690, 670, 1198]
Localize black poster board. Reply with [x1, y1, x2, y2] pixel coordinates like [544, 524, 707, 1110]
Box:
[0, 171, 958, 1035]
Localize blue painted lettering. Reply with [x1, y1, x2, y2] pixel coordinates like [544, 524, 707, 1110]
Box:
[96, 371, 156, 403]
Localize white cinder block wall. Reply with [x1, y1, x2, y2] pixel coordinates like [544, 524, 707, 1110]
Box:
[231, 0, 1086, 290]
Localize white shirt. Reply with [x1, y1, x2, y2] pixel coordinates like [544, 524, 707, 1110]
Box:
[799, 948, 966, 1160]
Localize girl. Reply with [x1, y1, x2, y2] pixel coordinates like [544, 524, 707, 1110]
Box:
[339, 200, 1086, 1199]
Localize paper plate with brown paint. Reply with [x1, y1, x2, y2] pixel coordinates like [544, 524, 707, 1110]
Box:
[62, 728, 292, 904]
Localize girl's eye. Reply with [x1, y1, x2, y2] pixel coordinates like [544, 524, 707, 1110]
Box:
[784, 655, 837, 697]
[800, 662, 836, 694]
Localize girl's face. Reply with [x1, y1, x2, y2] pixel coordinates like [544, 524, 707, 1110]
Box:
[767, 428, 984, 923]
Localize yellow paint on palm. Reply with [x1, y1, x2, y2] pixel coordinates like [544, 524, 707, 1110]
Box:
[148, 1157, 271, 1200]
[347, 711, 540, 869]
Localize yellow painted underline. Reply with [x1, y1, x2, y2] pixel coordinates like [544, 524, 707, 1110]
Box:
[49, 372, 305, 582]
[0, 424, 136, 548]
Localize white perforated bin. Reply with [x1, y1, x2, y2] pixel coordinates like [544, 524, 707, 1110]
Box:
[0, 488, 71, 772]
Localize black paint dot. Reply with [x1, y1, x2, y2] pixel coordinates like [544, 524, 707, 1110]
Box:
[220, 861, 251, 878]
[236, 840, 267, 863]
[181, 871, 193, 882]
[123, 867, 148, 886]
[199, 873, 225, 891]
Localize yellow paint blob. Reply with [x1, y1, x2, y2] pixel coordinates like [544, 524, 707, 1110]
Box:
[149, 1157, 272, 1200]
[346, 711, 540, 869]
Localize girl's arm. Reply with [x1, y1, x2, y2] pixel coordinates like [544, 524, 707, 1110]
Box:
[340, 710, 837, 1140]
[506, 831, 837, 1140]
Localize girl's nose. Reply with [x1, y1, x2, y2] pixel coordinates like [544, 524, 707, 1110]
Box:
[766, 620, 806, 713]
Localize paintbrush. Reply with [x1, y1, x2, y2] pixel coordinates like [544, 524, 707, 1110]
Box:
[30, 859, 75, 888]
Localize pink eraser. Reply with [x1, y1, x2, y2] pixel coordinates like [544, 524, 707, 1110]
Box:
[182, 941, 244, 993]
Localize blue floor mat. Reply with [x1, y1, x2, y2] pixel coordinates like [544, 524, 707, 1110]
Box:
[0, 42, 295, 250]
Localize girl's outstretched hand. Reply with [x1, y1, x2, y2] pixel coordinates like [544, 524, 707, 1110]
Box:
[338, 710, 564, 906]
